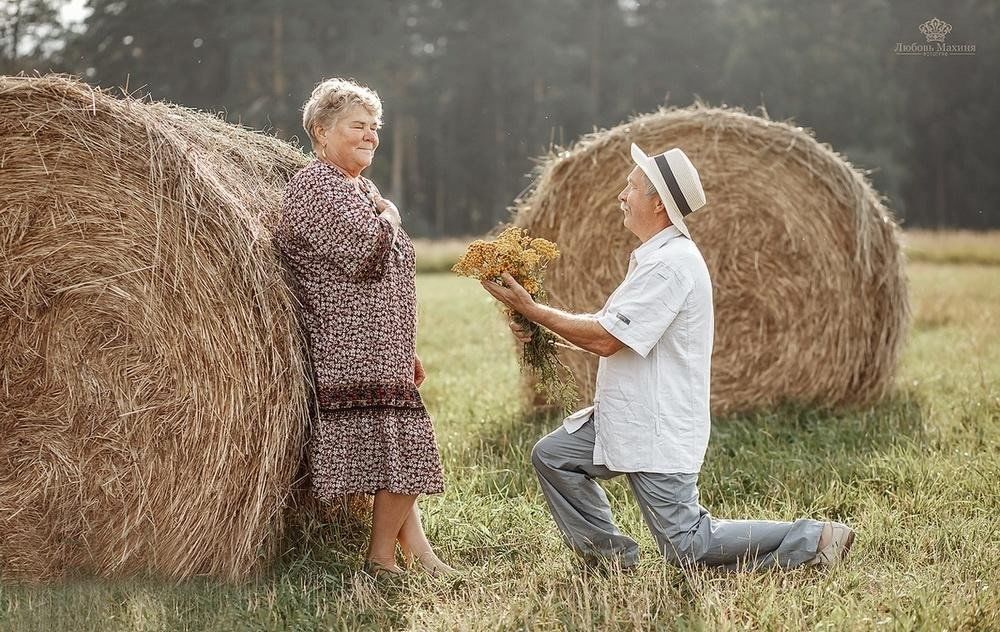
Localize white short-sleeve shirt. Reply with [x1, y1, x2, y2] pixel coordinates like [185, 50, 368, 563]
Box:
[562, 226, 714, 474]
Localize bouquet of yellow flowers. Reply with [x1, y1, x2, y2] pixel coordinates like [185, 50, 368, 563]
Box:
[452, 227, 578, 412]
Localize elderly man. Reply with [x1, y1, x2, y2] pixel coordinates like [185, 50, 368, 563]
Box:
[482, 144, 854, 571]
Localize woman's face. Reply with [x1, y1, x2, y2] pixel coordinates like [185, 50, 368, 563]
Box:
[315, 105, 380, 176]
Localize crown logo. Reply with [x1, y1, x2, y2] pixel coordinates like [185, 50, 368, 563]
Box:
[919, 17, 952, 43]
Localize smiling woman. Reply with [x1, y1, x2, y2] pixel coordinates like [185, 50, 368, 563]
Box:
[302, 78, 383, 177]
[273, 77, 453, 578]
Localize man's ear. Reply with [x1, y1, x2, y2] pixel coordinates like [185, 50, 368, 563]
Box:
[654, 197, 668, 215]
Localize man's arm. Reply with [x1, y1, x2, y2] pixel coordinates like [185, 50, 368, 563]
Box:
[511, 319, 589, 351]
[483, 273, 624, 358]
[527, 304, 625, 357]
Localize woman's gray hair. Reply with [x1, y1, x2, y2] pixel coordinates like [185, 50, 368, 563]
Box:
[301, 77, 383, 149]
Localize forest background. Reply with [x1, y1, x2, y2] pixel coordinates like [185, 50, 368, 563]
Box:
[2, 0, 997, 236]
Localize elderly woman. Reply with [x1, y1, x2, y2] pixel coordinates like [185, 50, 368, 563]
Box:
[274, 77, 452, 576]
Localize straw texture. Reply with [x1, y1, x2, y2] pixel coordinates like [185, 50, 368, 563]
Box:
[514, 105, 909, 414]
[0, 75, 311, 581]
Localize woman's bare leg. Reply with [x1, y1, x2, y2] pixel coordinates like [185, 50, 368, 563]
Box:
[367, 490, 417, 572]
[397, 501, 455, 575]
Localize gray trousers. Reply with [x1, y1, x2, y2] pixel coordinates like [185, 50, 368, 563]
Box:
[531, 420, 825, 571]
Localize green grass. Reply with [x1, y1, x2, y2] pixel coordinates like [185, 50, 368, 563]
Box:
[904, 229, 1000, 266]
[2, 261, 999, 630]
[417, 230, 1000, 274]
[413, 238, 472, 274]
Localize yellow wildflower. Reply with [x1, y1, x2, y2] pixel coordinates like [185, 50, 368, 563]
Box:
[452, 226, 577, 413]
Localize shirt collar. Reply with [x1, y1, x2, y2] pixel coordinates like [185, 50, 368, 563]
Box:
[632, 225, 683, 265]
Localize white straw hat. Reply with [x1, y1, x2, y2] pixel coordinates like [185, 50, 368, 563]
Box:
[630, 143, 706, 239]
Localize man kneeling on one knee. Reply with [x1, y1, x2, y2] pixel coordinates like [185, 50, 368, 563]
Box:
[481, 143, 854, 571]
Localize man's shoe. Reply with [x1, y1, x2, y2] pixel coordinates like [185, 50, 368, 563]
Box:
[577, 556, 639, 577]
[807, 522, 855, 567]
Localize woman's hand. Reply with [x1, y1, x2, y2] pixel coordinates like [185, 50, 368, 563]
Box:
[414, 354, 426, 388]
[378, 199, 401, 228]
[369, 185, 402, 229]
[367, 182, 401, 231]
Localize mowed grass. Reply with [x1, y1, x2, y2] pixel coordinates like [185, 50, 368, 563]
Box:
[2, 257, 999, 631]
[412, 238, 472, 274]
[904, 229, 1000, 266]
[412, 230, 1000, 274]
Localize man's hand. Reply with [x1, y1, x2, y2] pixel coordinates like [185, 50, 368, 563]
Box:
[481, 272, 537, 318]
[509, 319, 532, 343]
[414, 354, 426, 387]
[485, 273, 626, 358]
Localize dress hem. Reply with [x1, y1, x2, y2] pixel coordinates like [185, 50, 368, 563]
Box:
[312, 484, 445, 499]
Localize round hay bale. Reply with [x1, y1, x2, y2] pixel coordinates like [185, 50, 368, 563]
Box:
[514, 105, 909, 415]
[0, 75, 311, 581]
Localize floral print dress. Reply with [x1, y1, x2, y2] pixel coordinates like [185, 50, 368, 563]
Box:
[274, 160, 444, 498]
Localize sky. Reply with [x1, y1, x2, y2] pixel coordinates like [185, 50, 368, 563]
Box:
[60, 0, 90, 27]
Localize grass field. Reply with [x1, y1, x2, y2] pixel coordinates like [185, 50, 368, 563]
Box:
[2, 236, 999, 631]
[903, 230, 1000, 266]
[413, 230, 1000, 273]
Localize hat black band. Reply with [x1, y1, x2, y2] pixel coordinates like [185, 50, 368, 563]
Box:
[654, 154, 692, 217]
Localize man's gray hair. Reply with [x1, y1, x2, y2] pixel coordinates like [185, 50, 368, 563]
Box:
[301, 78, 383, 150]
[642, 170, 659, 197]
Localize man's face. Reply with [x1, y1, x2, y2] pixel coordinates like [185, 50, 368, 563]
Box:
[617, 166, 662, 238]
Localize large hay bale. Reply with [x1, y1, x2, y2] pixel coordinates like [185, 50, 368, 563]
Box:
[0, 75, 311, 581]
[515, 106, 909, 415]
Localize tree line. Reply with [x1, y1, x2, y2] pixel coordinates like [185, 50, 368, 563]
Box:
[3, 0, 996, 235]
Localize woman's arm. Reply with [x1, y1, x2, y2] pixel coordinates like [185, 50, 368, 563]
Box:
[282, 174, 395, 281]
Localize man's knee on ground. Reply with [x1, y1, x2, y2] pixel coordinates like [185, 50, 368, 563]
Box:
[530, 436, 555, 472]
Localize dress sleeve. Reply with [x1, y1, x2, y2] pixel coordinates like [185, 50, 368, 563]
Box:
[596, 260, 693, 357]
[280, 171, 394, 282]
